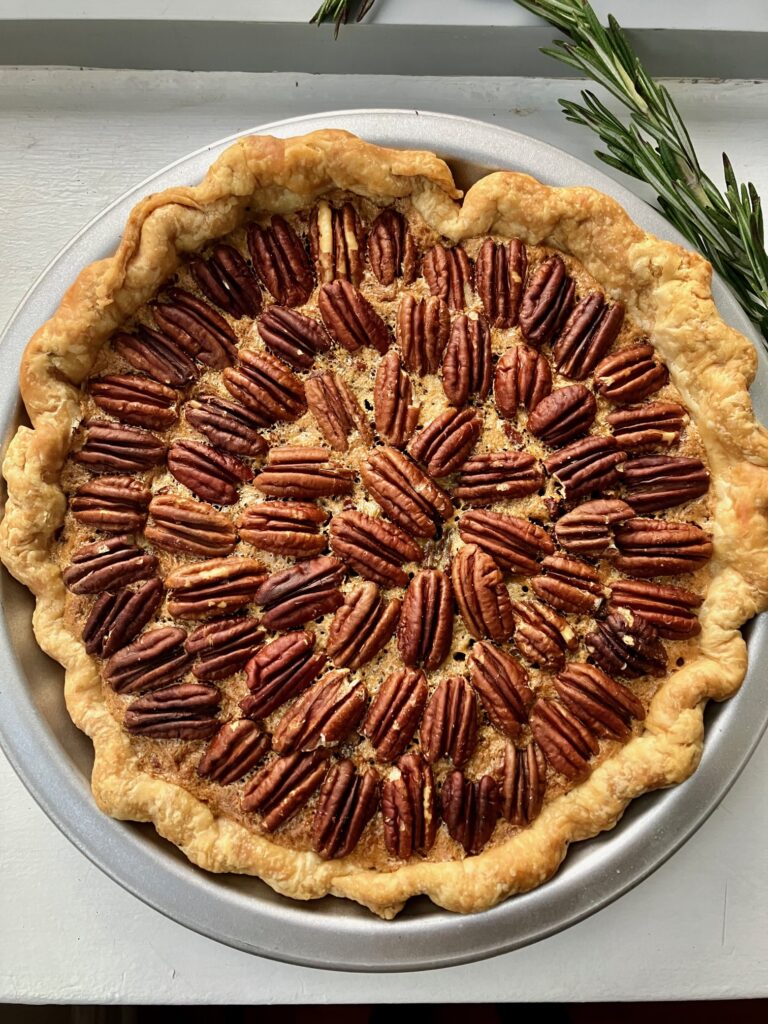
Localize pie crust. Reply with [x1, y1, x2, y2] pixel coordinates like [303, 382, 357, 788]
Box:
[2, 129, 768, 919]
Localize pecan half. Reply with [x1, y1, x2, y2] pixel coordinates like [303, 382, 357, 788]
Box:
[614, 518, 713, 577]
[468, 642, 533, 739]
[73, 419, 166, 474]
[105, 626, 191, 694]
[112, 328, 198, 388]
[423, 244, 473, 310]
[555, 662, 645, 741]
[312, 760, 379, 860]
[189, 243, 263, 319]
[554, 498, 634, 557]
[362, 667, 428, 762]
[242, 749, 330, 830]
[452, 545, 514, 642]
[272, 670, 367, 755]
[71, 476, 151, 533]
[254, 555, 345, 630]
[609, 578, 702, 639]
[382, 752, 437, 858]
[257, 306, 331, 371]
[529, 699, 599, 780]
[608, 402, 687, 450]
[552, 293, 625, 379]
[184, 395, 267, 457]
[441, 315, 492, 407]
[494, 345, 552, 418]
[198, 720, 270, 785]
[82, 578, 164, 658]
[361, 447, 454, 539]
[502, 741, 547, 826]
[166, 557, 268, 620]
[253, 445, 354, 499]
[329, 510, 420, 588]
[545, 435, 626, 501]
[89, 374, 178, 431]
[63, 536, 157, 595]
[459, 509, 554, 574]
[153, 288, 238, 368]
[368, 209, 417, 286]
[305, 370, 372, 451]
[239, 501, 327, 557]
[396, 294, 451, 376]
[146, 493, 237, 557]
[623, 455, 710, 513]
[398, 569, 454, 671]
[167, 439, 251, 506]
[585, 608, 667, 678]
[476, 237, 527, 328]
[247, 216, 315, 306]
[223, 349, 306, 425]
[510, 598, 577, 671]
[123, 682, 220, 740]
[186, 617, 265, 681]
[408, 408, 482, 478]
[374, 351, 420, 448]
[441, 771, 499, 855]
[318, 279, 390, 355]
[532, 554, 608, 615]
[309, 200, 365, 286]
[326, 583, 401, 671]
[420, 676, 478, 766]
[528, 384, 597, 447]
[242, 631, 326, 719]
[453, 451, 544, 506]
[594, 343, 668, 404]
[519, 255, 576, 347]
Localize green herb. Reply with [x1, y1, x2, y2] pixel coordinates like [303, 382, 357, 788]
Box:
[311, 0, 376, 38]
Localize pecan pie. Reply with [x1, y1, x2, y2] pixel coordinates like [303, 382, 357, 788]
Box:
[2, 130, 768, 919]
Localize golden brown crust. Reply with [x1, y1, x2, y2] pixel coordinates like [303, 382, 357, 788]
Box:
[3, 129, 768, 919]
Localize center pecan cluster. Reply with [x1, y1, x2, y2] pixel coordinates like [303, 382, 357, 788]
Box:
[62, 197, 712, 864]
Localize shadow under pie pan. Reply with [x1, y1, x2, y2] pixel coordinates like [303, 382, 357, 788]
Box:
[1, 109, 767, 971]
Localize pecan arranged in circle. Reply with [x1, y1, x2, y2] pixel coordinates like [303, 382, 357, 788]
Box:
[423, 243, 473, 310]
[555, 663, 645, 741]
[501, 741, 547, 826]
[73, 419, 166, 474]
[398, 569, 454, 672]
[166, 557, 268, 620]
[113, 327, 198, 388]
[167, 439, 251, 506]
[272, 670, 367, 755]
[82, 578, 164, 658]
[476, 237, 527, 328]
[396, 294, 451, 376]
[420, 675, 478, 767]
[329, 509, 420, 588]
[305, 369, 372, 452]
[532, 554, 608, 615]
[123, 682, 220, 740]
[242, 630, 326, 719]
[190, 243, 263, 319]
[71, 476, 151, 533]
[382, 752, 438, 858]
[248, 215, 315, 307]
[63, 536, 157, 595]
[453, 545, 514, 642]
[374, 351, 420, 448]
[528, 384, 597, 447]
[152, 288, 238, 368]
[309, 200, 365, 286]
[519, 254, 576, 347]
[368, 209, 417, 286]
[545, 435, 626, 501]
[594, 343, 668, 404]
[494, 345, 552, 418]
[253, 445, 354, 500]
[318, 279, 390, 355]
[146, 493, 237, 557]
[254, 555, 345, 630]
[585, 608, 667, 678]
[468, 642, 534, 739]
[608, 401, 687, 450]
[529, 699, 599, 780]
[554, 498, 634, 557]
[453, 451, 544, 506]
[242, 749, 330, 831]
[623, 455, 710, 513]
[441, 315, 492, 407]
[510, 598, 577, 671]
[90, 374, 178, 431]
[184, 395, 268, 457]
[223, 349, 306, 424]
[441, 771, 499, 855]
[613, 518, 713, 576]
[408, 407, 482, 478]
[459, 509, 554, 574]
[362, 667, 428, 763]
[553, 292, 625, 379]
[198, 720, 271, 785]
[257, 306, 331, 371]
[239, 501, 328, 557]
[609, 578, 702, 639]
[312, 759, 379, 860]
[361, 447, 454, 539]
[326, 583, 401, 671]
[186, 616, 265, 681]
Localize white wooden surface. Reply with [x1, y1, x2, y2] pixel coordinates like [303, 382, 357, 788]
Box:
[1, 69, 767, 1004]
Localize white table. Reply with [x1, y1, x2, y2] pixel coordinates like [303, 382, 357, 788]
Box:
[2, 68, 767, 1004]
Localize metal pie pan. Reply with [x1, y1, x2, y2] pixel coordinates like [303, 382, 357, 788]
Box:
[1, 110, 766, 972]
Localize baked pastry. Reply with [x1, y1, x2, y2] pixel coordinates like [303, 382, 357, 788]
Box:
[2, 129, 768, 920]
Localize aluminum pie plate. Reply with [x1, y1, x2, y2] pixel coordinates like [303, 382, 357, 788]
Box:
[1, 109, 766, 972]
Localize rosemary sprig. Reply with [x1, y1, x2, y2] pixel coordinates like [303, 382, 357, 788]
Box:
[311, 0, 376, 38]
